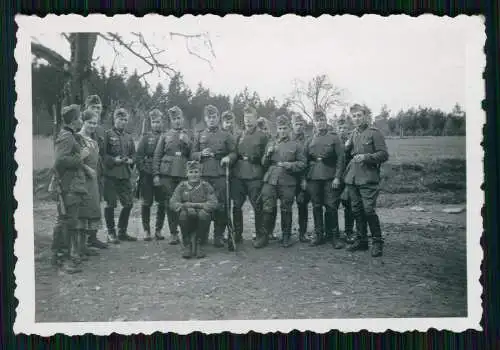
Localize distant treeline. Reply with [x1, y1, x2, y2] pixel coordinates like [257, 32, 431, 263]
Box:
[32, 63, 465, 137]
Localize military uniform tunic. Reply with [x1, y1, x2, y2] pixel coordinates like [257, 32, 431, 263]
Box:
[231, 126, 269, 238]
[291, 132, 310, 236]
[102, 127, 136, 208]
[136, 130, 164, 206]
[344, 126, 388, 216]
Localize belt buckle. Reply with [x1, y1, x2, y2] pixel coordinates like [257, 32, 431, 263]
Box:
[317, 157, 323, 162]
[175, 151, 182, 156]
[243, 156, 249, 161]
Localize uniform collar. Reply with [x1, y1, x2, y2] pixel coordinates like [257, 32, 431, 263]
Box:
[63, 126, 76, 134]
[208, 126, 219, 133]
[113, 127, 125, 135]
[245, 126, 256, 134]
[356, 124, 369, 133]
[277, 135, 290, 143]
[293, 132, 304, 141]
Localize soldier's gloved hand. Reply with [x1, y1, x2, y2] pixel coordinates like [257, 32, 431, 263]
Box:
[114, 156, 124, 164]
[352, 154, 367, 163]
[179, 132, 189, 143]
[220, 156, 231, 167]
[125, 158, 134, 165]
[266, 145, 275, 156]
[153, 176, 161, 187]
[332, 177, 341, 189]
[301, 179, 307, 191]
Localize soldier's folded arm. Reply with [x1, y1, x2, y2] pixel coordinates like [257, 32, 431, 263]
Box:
[288, 145, 307, 173]
[364, 131, 389, 164]
[152, 134, 165, 176]
[169, 183, 184, 212]
[54, 132, 84, 169]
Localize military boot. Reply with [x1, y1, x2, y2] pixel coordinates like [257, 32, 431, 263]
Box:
[367, 214, 384, 257]
[81, 231, 99, 258]
[68, 229, 82, 265]
[155, 204, 166, 240]
[281, 210, 293, 248]
[268, 207, 278, 241]
[347, 212, 369, 252]
[298, 203, 309, 243]
[87, 230, 108, 249]
[325, 210, 344, 249]
[142, 205, 153, 241]
[62, 259, 82, 274]
[254, 212, 271, 249]
[344, 204, 355, 244]
[167, 208, 180, 244]
[233, 206, 244, 244]
[213, 215, 225, 248]
[310, 207, 324, 246]
[104, 207, 120, 244]
[118, 206, 137, 241]
[194, 226, 207, 258]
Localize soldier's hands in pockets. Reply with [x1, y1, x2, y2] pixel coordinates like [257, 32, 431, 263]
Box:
[153, 176, 161, 187]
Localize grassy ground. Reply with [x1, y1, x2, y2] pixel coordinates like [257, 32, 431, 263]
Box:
[32, 135, 468, 322]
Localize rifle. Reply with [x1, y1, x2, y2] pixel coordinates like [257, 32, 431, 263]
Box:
[225, 164, 237, 252]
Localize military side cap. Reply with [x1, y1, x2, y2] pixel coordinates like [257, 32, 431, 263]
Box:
[61, 104, 81, 124]
[85, 94, 102, 107]
[276, 115, 291, 127]
[149, 108, 163, 120]
[291, 113, 305, 124]
[350, 103, 368, 113]
[168, 106, 182, 118]
[113, 108, 129, 120]
[204, 104, 219, 116]
[221, 110, 235, 121]
[186, 160, 201, 171]
[313, 110, 326, 120]
[244, 106, 257, 116]
[82, 109, 98, 122]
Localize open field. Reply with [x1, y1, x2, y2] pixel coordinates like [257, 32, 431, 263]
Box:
[31, 135, 468, 321]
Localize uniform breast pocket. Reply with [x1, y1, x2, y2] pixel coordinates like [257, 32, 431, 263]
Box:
[285, 150, 296, 161]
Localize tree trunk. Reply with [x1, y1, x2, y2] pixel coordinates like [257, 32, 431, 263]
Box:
[68, 33, 98, 105]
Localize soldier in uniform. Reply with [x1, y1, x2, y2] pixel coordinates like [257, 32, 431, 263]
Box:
[170, 160, 218, 259]
[191, 105, 236, 248]
[153, 106, 192, 245]
[136, 109, 166, 241]
[291, 113, 311, 243]
[257, 117, 272, 138]
[258, 115, 307, 248]
[83, 94, 109, 249]
[221, 110, 243, 142]
[306, 110, 345, 248]
[337, 117, 356, 244]
[102, 108, 137, 243]
[231, 106, 269, 244]
[52, 104, 87, 273]
[344, 104, 389, 257]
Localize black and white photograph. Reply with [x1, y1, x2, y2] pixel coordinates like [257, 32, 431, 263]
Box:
[14, 14, 483, 335]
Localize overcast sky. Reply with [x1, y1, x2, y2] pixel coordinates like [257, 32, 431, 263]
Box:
[32, 15, 473, 116]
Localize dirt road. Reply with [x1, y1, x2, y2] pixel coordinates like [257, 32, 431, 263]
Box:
[33, 196, 467, 322]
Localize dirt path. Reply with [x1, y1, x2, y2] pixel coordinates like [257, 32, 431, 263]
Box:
[33, 199, 467, 322]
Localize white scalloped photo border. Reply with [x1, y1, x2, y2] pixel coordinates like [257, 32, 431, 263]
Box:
[13, 13, 485, 336]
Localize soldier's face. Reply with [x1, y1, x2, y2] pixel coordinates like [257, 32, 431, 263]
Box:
[151, 118, 162, 132]
[244, 114, 257, 129]
[277, 125, 290, 139]
[187, 168, 201, 184]
[314, 116, 328, 131]
[292, 122, 304, 134]
[205, 112, 219, 128]
[351, 110, 367, 128]
[114, 116, 128, 130]
[83, 116, 98, 134]
[170, 115, 184, 129]
[72, 115, 83, 132]
[222, 120, 233, 130]
[88, 104, 103, 119]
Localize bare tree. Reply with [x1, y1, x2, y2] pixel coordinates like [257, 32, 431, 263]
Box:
[287, 74, 345, 122]
[31, 31, 215, 125]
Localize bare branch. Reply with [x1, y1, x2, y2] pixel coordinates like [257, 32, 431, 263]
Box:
[31, 42, 70, 70]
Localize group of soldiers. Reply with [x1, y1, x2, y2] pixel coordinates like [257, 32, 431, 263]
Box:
[50, 93, 389, 274]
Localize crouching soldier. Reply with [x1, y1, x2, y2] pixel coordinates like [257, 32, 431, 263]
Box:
[344, 104, 389, 257]
[231, 106, 269, 244]
[258, 115, 306, 248]
[306, 110, 345, 248]
[291, 113, 311, 243]
[337, 117, 355, 243]
[52, 105, 87, 273]
[192, 105, 236, 248]
[170, 160, 218, 259]
[153, 106, 192, 245]
[136, 109, 166, 241]
[102, 108, 137, 243]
